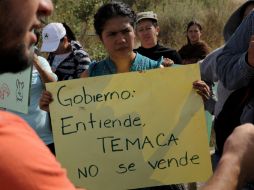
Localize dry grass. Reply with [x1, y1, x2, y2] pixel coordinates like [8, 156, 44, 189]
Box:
[48, 0, 243, 60]
[155, 0, 242, 51]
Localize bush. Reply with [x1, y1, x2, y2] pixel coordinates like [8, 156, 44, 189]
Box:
[155, 0, 241, 50]
[47, 0, 242, 60]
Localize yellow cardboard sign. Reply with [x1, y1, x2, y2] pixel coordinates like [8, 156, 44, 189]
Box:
[46, 64, 212, 190]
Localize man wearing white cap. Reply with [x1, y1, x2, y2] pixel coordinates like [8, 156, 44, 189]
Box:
[41, 22, 91, 81]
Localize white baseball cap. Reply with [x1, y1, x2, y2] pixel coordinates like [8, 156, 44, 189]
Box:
[41, 23, 66, 52]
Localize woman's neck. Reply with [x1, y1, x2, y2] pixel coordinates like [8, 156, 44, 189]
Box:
[190, 40, 200, 45]
[110, 52, 136, 73]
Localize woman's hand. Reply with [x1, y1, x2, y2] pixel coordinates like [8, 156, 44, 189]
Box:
[162, 58, 174, 67]
[39, 90, 53, 112]
[193, 80, 210, 101]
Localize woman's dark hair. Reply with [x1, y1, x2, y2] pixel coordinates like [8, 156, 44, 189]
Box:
[62, 22, 76, 42]
[186, 20, 202, 44]
[186, 20, 202, 32]
[240, 2, 254, 20]
[94, 1, 136, 37]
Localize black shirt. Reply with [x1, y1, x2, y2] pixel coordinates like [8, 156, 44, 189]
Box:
[134, 44, 182, 65]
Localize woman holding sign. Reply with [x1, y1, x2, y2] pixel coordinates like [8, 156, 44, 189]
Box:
[81, 3, 163, 77]
[39, 2, 210, 189]
[40, 2, 210, 108]
[80, 2, 209, 102]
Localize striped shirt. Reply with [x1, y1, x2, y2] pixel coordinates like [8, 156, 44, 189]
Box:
[48, 41, 91, 81]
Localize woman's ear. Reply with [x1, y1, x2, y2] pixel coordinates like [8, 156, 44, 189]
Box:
[62, 36, 70, 49]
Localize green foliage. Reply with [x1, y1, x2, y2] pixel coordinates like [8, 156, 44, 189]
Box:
[46, 0, 242, 60]
[74, 0, 98, 22]
[80, 36, 107, 62]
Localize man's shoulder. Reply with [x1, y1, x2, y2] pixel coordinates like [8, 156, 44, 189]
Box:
[0, 111, 28, 126]
[0, 111, 38, 139]
[0, 112, 76, 190]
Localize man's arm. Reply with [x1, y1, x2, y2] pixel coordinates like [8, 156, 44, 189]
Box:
[202, 123, 254, 190]
[216, 12, 254, 90]
[200, 47, 223, 83]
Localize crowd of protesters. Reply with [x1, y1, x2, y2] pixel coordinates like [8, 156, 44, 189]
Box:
[1, 0, 254, 189]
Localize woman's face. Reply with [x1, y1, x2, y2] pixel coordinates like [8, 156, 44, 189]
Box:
[136, 19, 159, 48]
[187, 24, 202, 44]
[100, 16, 135, 60]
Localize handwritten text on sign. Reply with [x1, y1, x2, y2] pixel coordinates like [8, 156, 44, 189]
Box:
[0, 66, 32, 113]
[47, 64, 212, 190]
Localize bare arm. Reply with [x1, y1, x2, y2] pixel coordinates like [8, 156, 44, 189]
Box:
[202, 124, 254, 190]
[33, 54, 57, 83]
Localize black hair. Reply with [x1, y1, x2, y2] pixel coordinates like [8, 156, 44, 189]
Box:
[62, 22, 76, 42]
[240, 2, 254, 20]
[187, 20, 202, 32]
[94, 1, 136, 37]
